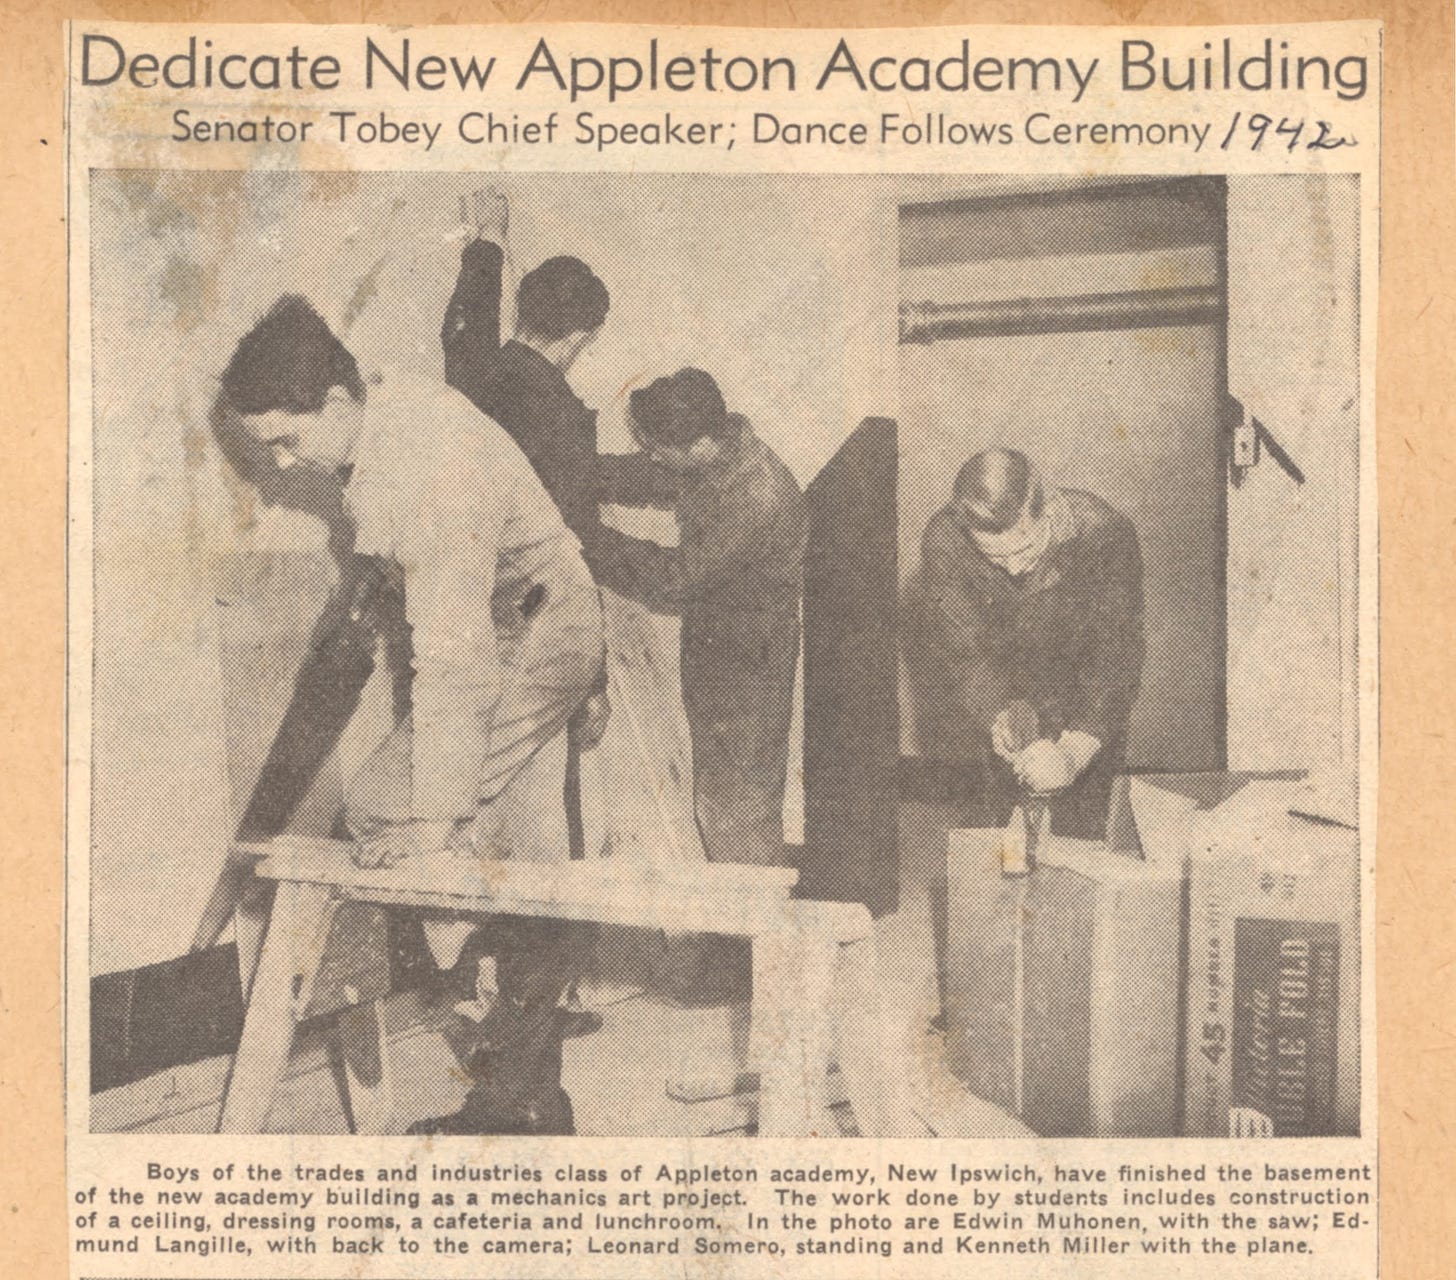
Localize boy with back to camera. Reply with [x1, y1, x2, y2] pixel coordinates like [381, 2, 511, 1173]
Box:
[587, 368, 808, 1012]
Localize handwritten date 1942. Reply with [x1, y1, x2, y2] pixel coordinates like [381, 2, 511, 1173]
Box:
[1219, 113, 1356, 151]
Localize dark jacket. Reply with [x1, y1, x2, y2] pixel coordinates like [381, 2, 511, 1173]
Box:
[591, 434, 806, 866]
[588, 434, 806, 620]
[919, 488, 1146, 754]
[441, 238, 612, 860]
[442, 240, 604, 540]
[442, 238, 505, 394]
[463, 340, 606, 541]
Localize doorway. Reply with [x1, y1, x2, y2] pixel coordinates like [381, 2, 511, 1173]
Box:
[898, 177, 1229, 776]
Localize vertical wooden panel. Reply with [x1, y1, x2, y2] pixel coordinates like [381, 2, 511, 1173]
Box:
[802, 417, 900, 914]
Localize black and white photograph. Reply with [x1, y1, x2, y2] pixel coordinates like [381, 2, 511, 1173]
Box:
[85, 169, 1361, 1143]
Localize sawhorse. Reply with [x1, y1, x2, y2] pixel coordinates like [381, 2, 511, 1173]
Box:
[217, 838, 908, 1138]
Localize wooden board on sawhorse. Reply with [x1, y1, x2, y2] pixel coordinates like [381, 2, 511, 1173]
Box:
[217, 837, 910, 1138]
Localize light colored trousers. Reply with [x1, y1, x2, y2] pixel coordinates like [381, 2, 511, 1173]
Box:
[345, 576, 603, 836]
[344, 576, 604, 967]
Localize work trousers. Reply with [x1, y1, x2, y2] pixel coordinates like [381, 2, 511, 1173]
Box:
[681, 606, 800, 867]
[669, 605, 800, 1003]
[344, 576, 604, 1117]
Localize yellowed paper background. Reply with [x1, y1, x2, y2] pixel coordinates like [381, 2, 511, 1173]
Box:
[3, 0, 1451, 1277]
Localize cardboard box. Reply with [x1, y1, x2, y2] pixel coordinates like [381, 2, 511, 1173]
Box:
[945, 831, 1184, 1136]
[1023, 843, 1184, 1136]
[1181, 784, 1360, 1137]
[944, 828, 1024, 1115]
[1106, 769, 1307, 866]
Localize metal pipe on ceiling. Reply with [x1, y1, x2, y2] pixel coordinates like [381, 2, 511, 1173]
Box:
[899, 283, 1224, 343]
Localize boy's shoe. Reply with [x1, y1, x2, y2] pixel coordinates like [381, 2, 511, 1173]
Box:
[407, 1088, 575, 1137]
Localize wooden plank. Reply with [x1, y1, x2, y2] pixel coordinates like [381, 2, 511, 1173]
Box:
[243, 837, 796, 894]
[594, 589, 704, 864]
[218, 882, 337, 1133]
[258, 877, 799, 941]
[755, 929, 837, 1138]
[333, 1000, 393, 1134]
[233, 883, 272, 1000]
[241, 840, 855, 946]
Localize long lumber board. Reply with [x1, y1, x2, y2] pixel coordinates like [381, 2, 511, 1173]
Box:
[237, 838, 830, 942]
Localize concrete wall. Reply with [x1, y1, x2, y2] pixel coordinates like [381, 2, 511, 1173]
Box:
[1225, 175, 1361, 776]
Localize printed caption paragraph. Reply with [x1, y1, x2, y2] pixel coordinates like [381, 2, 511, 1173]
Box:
[72, 1154, 1374, 1263]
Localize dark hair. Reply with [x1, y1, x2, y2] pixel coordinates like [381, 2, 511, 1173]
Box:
[953, 449, 1044, 532]
[220, 295, 364, 415]
[629, 368, 733, 448]
[516, 257, 610, 341]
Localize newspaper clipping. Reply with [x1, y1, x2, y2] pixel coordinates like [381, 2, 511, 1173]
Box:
[65, 18, 1379, 1279]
